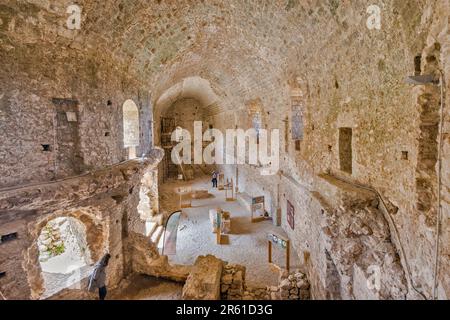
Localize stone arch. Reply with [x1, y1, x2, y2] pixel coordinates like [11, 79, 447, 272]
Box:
[26, 208, 106, 299]
[153, 76, 221, 146]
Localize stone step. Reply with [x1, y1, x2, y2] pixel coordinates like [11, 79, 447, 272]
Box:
[236, 192, 252, 212]
[148, 223, 160, 239]
[157, 230, 165, 250]
[315, 174, 377, 210]
[145, 221, 157, 237]
[151, 225, 164, 245]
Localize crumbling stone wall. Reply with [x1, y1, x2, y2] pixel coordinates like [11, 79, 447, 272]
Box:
[276, 270, 311, 300]
[277, 174, 409, 299]
[0, 149, 163, 299]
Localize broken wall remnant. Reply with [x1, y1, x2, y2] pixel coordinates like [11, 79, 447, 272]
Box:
[219, 263, 311, 301]
[127, 231, 191, 283]
[221, 263, 246, 300]
[182, 255, 223, 300]
[280, 174, 408, 300]
[278, 270, 311, 300]
[0, 149, 164, 300]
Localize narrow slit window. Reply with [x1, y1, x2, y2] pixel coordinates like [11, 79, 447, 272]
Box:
[414, 56, 422, 76]
[41, 144, 51, 152]
[0, 232, 18, 244]
[339, 128, 353, 174]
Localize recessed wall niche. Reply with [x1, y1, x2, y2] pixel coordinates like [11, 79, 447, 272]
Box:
[339, 128, 353, 174]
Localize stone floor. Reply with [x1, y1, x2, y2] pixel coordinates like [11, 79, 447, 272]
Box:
[160, 175, 301, 288]
[110, 274, 183, 300]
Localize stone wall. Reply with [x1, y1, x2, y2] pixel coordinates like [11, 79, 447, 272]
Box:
[0, 149, 163, 299]
[277, 270, 311, 300]
[221, 263, 246, 300]
[164, 98, 208, 137]
[207, 1, 449, 300]
[220, 263, 311, 301]
[0, 16, 153, 187]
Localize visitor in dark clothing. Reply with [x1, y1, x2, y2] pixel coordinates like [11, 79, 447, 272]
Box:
[88, 253, 111, 300]
[212, 171, 218, 188]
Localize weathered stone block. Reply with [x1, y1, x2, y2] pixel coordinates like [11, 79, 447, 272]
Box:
[182, 255, 223, 300]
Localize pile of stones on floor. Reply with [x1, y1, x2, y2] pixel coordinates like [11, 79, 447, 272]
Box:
[220, 263, 310, 300]
[275, 270, 311, 300]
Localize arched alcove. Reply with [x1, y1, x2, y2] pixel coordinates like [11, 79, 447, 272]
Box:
[153, 77, 223, 182]
[153, 76, 221, 146]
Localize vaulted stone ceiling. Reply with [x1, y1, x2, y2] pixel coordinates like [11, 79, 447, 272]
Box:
[0, 0, 434, 108]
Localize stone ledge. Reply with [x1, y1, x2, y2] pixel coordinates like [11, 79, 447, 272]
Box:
[315, 174, 377, 210]
[0, 148, 164, 211]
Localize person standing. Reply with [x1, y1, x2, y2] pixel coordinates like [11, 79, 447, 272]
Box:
[212, 171, 218, 188]
[88, 253, 111, 300]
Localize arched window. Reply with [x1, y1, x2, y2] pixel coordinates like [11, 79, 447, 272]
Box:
[123, 99, 140, 159]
